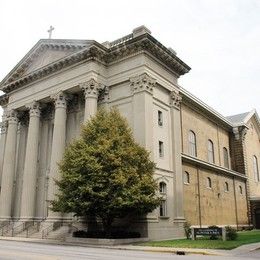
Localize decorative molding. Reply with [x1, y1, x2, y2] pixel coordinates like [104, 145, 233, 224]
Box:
[51, 91, 68, 109]
[1, 34, 190, 94]
[80, 78, 102, 99]
[180, 86, 233, 130]
[182, 153, 247, 180]
[6, 109, 18, 124]
[2, 45, 106, 93]
[170, 90, 182, 110]
[233, 126, 248, 141]
[130, 73, 156, 95]
[26, 101, 41, 117]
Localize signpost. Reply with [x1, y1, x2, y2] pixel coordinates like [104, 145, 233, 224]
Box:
[191, 227, 226, 241]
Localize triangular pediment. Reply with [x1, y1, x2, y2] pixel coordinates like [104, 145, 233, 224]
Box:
[0, 39, 92, 87]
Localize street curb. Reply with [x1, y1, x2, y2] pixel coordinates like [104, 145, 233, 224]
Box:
[0, 236, 225, 256]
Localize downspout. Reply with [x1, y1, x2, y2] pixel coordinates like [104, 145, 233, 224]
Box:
[233, 177, 239, 230]
[197, 167, 202, 227]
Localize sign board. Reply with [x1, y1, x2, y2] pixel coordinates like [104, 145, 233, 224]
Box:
[194, 228, 222, 236]
[191, 227, 226, 241]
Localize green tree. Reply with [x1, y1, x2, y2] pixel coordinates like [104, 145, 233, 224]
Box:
[51, 109, 160, 235]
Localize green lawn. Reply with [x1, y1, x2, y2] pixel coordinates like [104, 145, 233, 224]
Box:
[139, 230, 260, 250]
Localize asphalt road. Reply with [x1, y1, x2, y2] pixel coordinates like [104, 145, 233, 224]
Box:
[0, 240, 259, 260]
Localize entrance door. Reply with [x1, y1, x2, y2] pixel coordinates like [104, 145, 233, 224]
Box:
[255, 209, 260, 229]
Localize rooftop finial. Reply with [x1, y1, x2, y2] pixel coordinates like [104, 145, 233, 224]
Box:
[47, 26, 55, 39]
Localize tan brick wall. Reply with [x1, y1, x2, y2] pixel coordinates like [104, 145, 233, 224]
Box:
[183, 162, 248, 226]
[181, 104, 231, 168]
[244, 117, 260, 197]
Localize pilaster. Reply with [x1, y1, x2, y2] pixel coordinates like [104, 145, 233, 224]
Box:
[130, 73, 155, 157]
[170, 90, 185, 221]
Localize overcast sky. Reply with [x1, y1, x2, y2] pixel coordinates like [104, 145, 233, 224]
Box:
[0, 0, 259, 118]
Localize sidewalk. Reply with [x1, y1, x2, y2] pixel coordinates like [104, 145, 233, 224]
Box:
[0, 235, 259, 256]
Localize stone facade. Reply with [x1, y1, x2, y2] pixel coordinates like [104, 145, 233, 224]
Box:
[0, 26, 259, 240]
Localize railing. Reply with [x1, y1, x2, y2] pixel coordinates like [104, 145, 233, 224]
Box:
[24, 221, 41, 238]
[109, 33, 133, 48]
[0, 221, 11, 236]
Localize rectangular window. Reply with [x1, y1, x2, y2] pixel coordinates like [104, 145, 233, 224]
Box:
[158, 110, 163, 126]
[160, 200, 167, 217]
[159, 141, 164, 157]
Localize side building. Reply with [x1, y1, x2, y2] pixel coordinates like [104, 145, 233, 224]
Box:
[0, 26, 259, 240]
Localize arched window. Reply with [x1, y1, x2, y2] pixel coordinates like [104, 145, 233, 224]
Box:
[208, 140, 215, 163]
[188, 131, 197, 157]
[159, 182, 167, 217]
[159, 182, 167, 194]
[183, 172, 190, 184]
[223, 147, 229, 168]
[239, 185, 243, 195]
[207, 177, 212, 188]
[253, 156, 259, 182]
[224, 182, 229, 192]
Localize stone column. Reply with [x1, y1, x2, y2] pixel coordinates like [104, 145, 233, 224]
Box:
[47, 92, 67, 220]
[130, 73, 155, 157]
[80, 79, 100, 122]
[0, 110, 18, 220]
[20, 102, 41, 220]
[0, 110, 8, 185]
[170, 90, 185, 221]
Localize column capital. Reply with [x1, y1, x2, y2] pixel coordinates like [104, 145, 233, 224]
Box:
[80, 78, 102, 99]
[6, 110, 18, 124]
[51, 91, 68, 109]
[170, 90, 182, 110]
[26, 101, 41, 117]
[130, 73, 156, 95]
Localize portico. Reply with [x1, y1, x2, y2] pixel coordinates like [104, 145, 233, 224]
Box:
[0, 78, 101, 223]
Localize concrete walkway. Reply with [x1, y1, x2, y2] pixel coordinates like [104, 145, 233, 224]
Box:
[0, 235, 259, 256]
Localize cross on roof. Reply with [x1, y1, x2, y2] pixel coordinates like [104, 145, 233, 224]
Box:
[47, 26, 54, 39]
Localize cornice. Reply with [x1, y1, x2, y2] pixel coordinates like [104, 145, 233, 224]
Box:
[2, 45, 106, 94]
[182, 153, 247, 180]
[106, 34, 191, 76]
[1, 34, 190, 94]
[180, 87, 233, 131]
[0, 39, 94, 87]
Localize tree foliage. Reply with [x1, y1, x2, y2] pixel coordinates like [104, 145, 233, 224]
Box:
[51, 109, 160, 233]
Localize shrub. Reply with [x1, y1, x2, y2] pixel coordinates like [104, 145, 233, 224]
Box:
[73, 230, 141, 239]
[225, 226, 238, 241]
[184, 222, 191, 239]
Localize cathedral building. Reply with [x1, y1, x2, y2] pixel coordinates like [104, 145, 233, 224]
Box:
[0, 26, 259, 240]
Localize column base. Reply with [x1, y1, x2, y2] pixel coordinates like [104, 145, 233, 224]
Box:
[0, 217, 12, 221]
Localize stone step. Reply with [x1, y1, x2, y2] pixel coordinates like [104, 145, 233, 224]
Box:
[46, 226, 70, 240]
